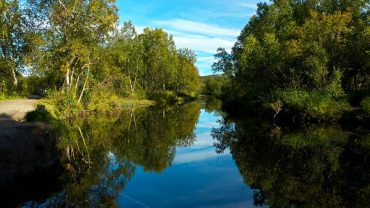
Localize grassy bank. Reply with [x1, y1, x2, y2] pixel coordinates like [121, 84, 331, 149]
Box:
[221, 89, 370, 126]
[25, 97, 155, 124]
[23, 88, 199, 122]
[33, 96, 154, 120]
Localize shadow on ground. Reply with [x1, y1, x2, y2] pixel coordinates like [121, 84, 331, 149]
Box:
[0, 115, 62, 208]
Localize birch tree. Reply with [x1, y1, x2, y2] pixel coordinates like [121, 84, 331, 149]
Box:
[28, 0, 118, 102]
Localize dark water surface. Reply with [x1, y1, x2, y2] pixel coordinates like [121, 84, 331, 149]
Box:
[3, 100, 370, 207]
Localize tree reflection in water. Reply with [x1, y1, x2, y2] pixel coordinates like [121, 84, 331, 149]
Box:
[21, 101, 370, 207]
[212, 116, 370, 207]
[24, 102, 200, 207]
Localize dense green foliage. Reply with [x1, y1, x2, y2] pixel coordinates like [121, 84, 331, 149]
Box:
[213, 0, 369, 120]
[201, 75, 228, 97]
[0, 0, 40, 97]
[103, 22, 201, 100]
[0, 0, 201, 109]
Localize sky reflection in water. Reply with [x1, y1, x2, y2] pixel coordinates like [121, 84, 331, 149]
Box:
[119, 110, 254, 208]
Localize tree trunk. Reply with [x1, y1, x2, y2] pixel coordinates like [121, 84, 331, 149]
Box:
[66, 68, 70, 89]
[77, 73, 88, 104]
[77, 62, 90, 104]
[128, 74, 134, 92]
[133, 76, 137, 92]
[12, 68, 18, 87]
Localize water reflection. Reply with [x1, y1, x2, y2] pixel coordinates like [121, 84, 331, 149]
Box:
[24, 103, 202, 207]
[120, 109, 252, 208]
[18, 99, 370, 207]
[212, 116, 370, 207]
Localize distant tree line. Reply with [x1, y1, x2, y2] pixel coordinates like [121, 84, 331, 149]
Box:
[201, 75, 228, 97]
[0, 0, 201, 104]
[213, 0, 369, 120]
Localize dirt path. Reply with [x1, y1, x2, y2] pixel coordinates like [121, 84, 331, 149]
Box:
[0, 99, 39, 122]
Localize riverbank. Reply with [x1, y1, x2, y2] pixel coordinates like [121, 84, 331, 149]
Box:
[220, 96, 370, 129]
[27, 96, 155, 121]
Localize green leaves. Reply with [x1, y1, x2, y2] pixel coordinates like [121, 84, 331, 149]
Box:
[0, 0, 38, 91]
[99, 23, 201, 99]
[214, 0, 369, 119]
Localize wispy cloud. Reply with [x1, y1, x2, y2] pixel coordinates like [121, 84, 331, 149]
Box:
[136, 25, 234, 54]
[240, 2, 258, 9]
[173, 34, 234, 54]
[163, 21, 235, 75]
[136, 19, 238, 75]
[155, 19, 240, 38]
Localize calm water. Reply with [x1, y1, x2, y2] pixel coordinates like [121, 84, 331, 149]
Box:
[7, 100, 370, 207]
[119, 109, 253, 208]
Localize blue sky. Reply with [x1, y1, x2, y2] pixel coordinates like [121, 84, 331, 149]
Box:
[117, 0, 260, 76]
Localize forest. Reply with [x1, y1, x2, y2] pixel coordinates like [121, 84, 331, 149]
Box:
[0, 0, 201, 115]
[213, 0, 369, 121]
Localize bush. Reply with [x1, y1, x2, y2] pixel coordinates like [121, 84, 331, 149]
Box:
[25, 110, 54, 123]
[40, 91, 83, 118]
[279, 89, 351, 121]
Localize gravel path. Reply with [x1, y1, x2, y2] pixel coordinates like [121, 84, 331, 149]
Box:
[0, 99, 39, 122]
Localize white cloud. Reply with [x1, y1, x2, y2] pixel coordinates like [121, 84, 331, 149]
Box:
[240, 2, 258, 9]
[173, 34, 234, 54]
[137, 25, 235, 54]
[154, 19, 240, 38]
[135, 25, 145, 34]
[136, 19, 239, 75]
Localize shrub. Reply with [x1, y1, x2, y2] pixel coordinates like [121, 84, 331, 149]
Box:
[279, 89, 351, 121]
[25, 110, 54, 123]
[40, 91, 83, 118]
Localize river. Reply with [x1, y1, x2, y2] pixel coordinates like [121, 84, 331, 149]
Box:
[3, 99, 369, 207]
